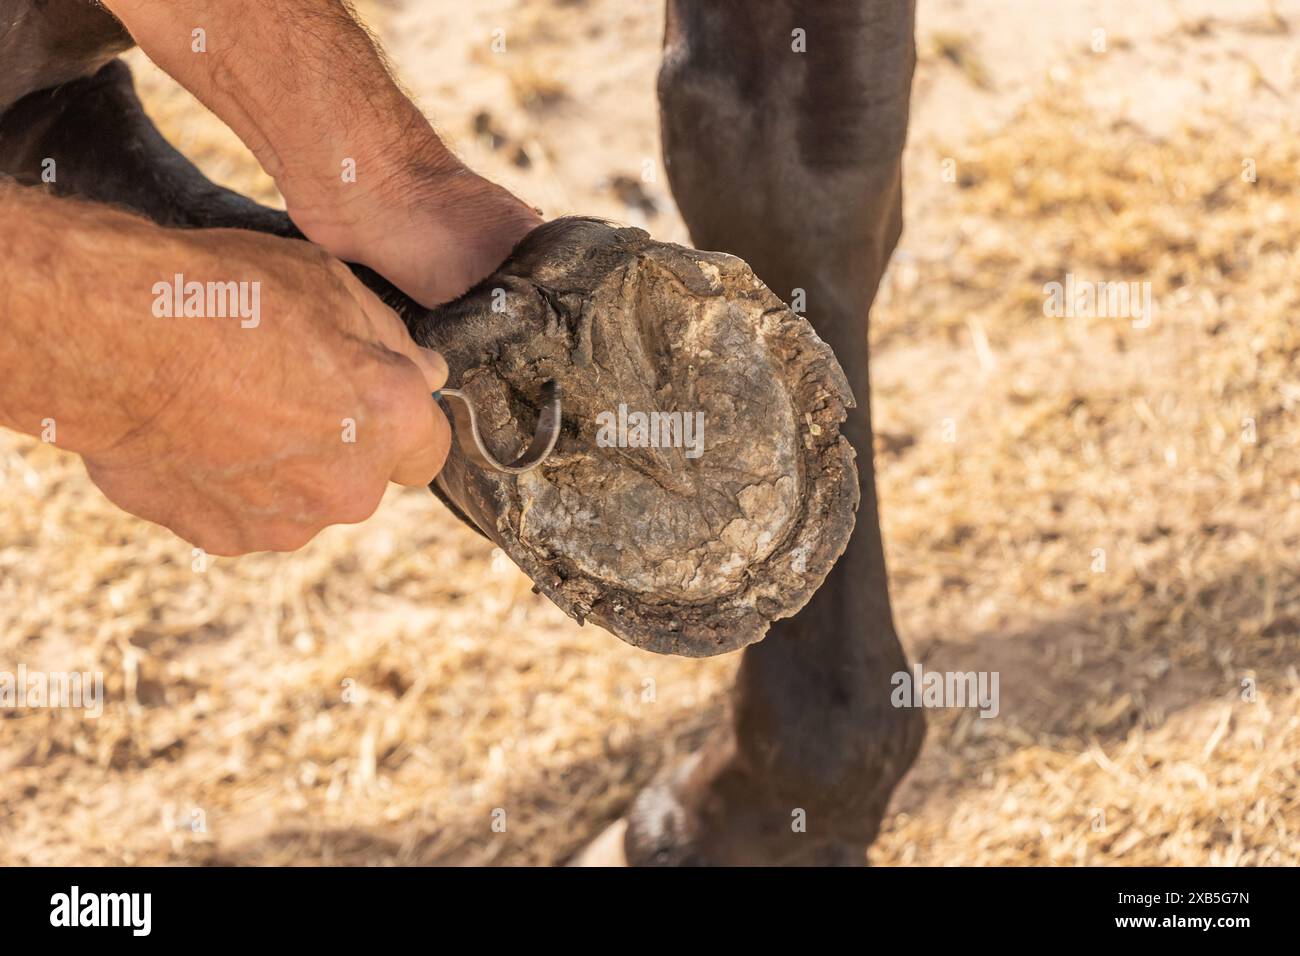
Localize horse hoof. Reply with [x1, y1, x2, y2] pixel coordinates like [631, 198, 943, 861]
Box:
[411, 218, 859, 657]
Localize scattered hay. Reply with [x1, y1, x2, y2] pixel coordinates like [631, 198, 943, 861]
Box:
[2, 3, 1296, 867]
[867, 86, 1299, 865]
[924, 31, 994, 90]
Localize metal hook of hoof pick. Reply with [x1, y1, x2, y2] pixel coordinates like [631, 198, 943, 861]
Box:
[433, 380, 561, 475]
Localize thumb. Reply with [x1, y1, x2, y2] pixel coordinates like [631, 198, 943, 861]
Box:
[401, 345, 449, 393]
[335, 262, 453, 484]
[349, 283, 450, 392]
[386, 358, 452, 487]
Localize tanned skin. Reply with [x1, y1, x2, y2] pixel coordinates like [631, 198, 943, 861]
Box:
[0, 183, 450, 555]
[0, 0, 541, 554]
[101, 0, 542, 307]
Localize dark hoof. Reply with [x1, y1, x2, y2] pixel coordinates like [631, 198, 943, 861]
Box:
[411, 219, 859, 656]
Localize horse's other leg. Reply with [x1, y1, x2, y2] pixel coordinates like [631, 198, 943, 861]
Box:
[0, 0, 132, 114]
[2, 1, 291, 237]
[618, 0, 923, 865]
[0, 59, 298, 238]
[0, 58, 431, 314]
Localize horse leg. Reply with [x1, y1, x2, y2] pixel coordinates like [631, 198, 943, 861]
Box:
[609, 0, 924, 865]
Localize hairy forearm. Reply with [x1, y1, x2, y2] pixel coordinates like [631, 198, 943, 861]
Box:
[99, 0, 454, 215]
[0, 183, 190, 456]
[99, 0, 540, 306]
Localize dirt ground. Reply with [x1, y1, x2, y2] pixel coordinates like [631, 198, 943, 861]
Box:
[2, 0, 1297, 865]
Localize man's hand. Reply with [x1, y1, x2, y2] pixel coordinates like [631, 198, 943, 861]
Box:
[0, 185, 450, 555]
[101, 0, 543, 307]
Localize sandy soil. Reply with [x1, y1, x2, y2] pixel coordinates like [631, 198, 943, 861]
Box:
[1, 0, 1297, 865]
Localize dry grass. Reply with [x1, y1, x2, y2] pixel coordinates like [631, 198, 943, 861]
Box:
[867, 88, 1299, 865]
[1, 1, 1297, 866]
[925, 31, 994, 90]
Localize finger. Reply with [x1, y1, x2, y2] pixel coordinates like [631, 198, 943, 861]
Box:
[385, 360, 453, 487]
[402, 344, 449, 393]
[341, 267, 450, 391]
[85, 460, 250, 556]
[246, 520, 327, 554]
[331, 262, 452, 483]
